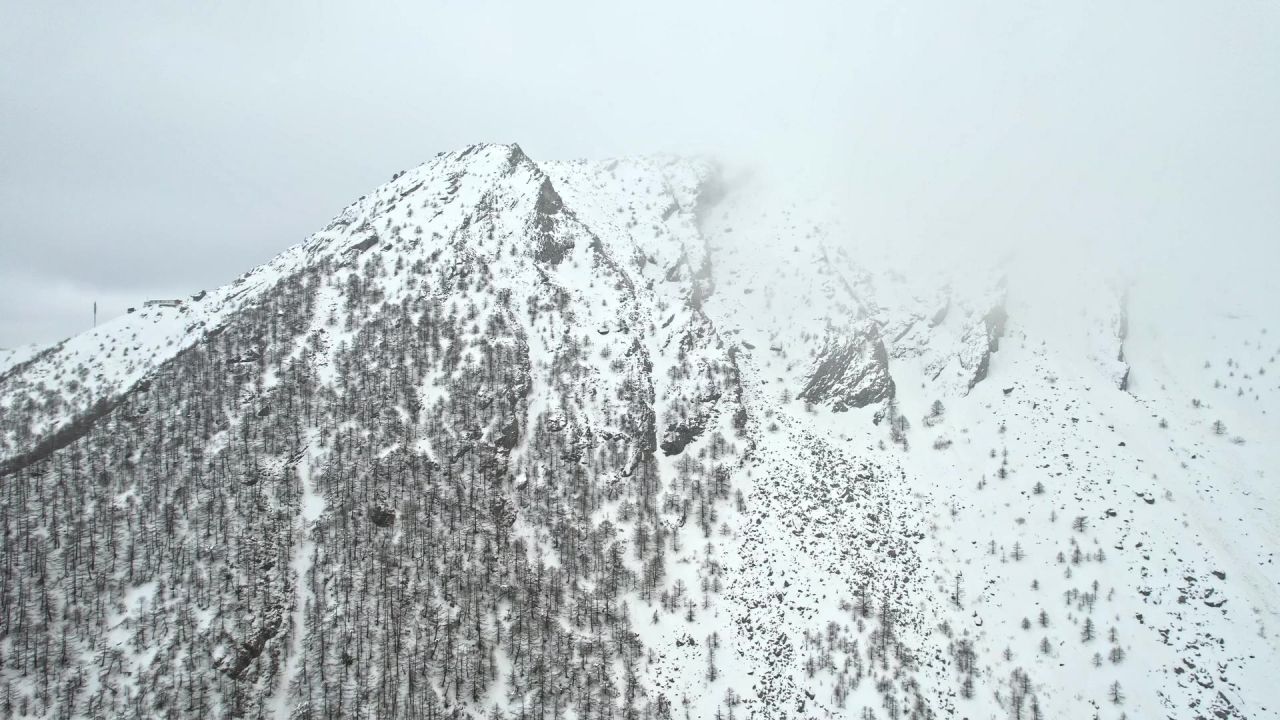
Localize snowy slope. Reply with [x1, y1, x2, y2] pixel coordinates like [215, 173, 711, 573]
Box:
[0, 343, 47, 375]
[693, 176, 1276, 718]
[0, 144, 1275, 720]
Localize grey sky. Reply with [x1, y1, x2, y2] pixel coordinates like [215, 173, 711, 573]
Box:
[2, 1, 1277, 347]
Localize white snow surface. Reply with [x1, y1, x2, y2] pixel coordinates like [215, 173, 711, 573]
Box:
[2, 143, 1276, 719]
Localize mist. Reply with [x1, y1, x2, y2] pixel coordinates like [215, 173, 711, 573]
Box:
[2, 0, 1276, 347]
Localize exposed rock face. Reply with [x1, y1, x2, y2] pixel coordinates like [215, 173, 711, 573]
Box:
[493, 416, 521, 450]
[799, 324, 896, 411]
[905, 291, 1009, 395]
[532, 176, 574, 265]
[930, 297, 951, 327]
[934, 318, 1000, 391]
[660, 417, 707, 456]
[966, 298, 1009, 389]
[982, 302, 1008, 352]
[217, 605, 285, 679]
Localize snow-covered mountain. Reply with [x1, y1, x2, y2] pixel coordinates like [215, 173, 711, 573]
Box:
[0, 143, 1275, 720]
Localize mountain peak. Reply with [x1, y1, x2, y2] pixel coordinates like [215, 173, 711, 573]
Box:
[0, 145, 1272, 720]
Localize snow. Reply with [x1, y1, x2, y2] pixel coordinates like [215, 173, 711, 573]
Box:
[272, 434, 327, 720]
[0, 342, 46, 375]
[0, 143, 549, 466]
[685, 170, 1277, 717]
[3, 143, 1275, 719]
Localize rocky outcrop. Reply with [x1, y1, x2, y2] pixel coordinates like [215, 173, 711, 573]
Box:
[799, 325, 895, 411]
[982, 303, 1008, 352]
[218, 605, 285, 679]
[532, 177, 574, 265]
[968, 299, 1008, 390]
[493, 416, 521, 451]
[660, 417, 707, 456]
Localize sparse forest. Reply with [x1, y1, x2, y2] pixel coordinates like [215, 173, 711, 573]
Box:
[0, 144, 1273, 720]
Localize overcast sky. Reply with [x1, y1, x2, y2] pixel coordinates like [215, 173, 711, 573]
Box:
[1, 1, 1277, 348]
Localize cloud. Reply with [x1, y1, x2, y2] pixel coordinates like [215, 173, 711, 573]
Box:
[1, 1, 1277, 346]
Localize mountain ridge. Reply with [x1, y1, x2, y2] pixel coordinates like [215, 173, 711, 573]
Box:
[0, 144, 1275, 720]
